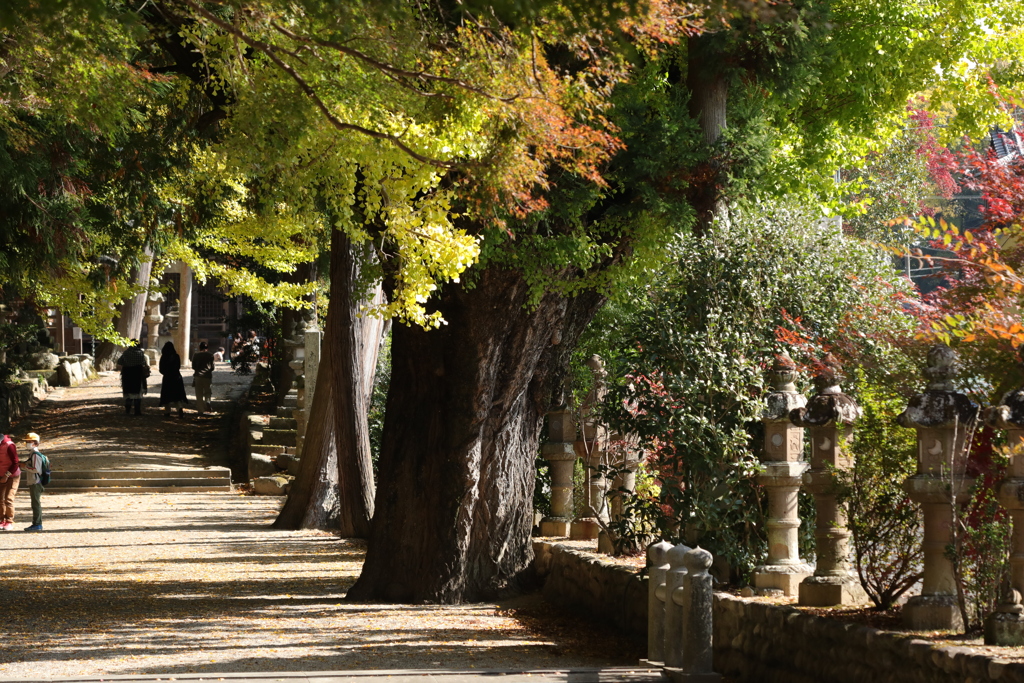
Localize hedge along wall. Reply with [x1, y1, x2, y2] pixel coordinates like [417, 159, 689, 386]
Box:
[533, 541, 1024, 683]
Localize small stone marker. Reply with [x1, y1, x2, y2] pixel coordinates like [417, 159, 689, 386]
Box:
[662, 542, 692, 670]
[644, 540, 674, 666]
[664, 547, 721, 683]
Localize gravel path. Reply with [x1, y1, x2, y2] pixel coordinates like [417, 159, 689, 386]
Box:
[0, 374, 642, 680]
[11, 363, 250, 472]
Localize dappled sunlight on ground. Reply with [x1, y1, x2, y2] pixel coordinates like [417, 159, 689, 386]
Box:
[0, 493, 642, 679]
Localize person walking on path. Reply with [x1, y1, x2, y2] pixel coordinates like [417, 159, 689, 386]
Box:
[191, 341, 216, 416]
[19, 433, 45, 532]
[116, 339, 149, 415]
[0, 433, 20, 530]
[159, 341, 188, 418]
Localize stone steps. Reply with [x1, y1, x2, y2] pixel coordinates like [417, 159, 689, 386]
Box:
[268, 417, 298, 430]
[18, 467, 233, 493]
[260, 429, 297, 447]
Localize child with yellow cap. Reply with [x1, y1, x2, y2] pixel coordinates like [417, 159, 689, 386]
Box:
[20, 433, 45, 531]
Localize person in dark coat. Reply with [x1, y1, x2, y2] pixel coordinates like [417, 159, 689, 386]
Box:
[117, 339, 149, 415]
[159, 341, 188, 417]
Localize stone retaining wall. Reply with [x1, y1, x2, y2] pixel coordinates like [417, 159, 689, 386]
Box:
[713, 593, 1024, 683]
[534, 541, 1024, 682]
[533, 540, 647, 637]
[0, 380, 41, 431]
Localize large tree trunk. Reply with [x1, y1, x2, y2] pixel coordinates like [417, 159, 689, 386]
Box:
[274, 229, 379, 534]
[94, 252, 153, 369]
[686, 34, 728, 237]
[347, 265, 602, 603]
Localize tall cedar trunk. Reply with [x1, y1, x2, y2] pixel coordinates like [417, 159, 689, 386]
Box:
[686, 34, 728, 237]
[347, 265, 602, 603]
[274, 229, 378, 534]
[94, 253, 153, 369]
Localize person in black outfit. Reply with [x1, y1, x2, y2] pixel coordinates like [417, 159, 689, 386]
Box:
[159, 341, 189, 418]
[116, 340, 149, 415]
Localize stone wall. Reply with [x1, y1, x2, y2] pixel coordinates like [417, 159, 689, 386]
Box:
[713, 593, 1024, 683]
[533, 541, 1024, 683]
[533, 540, 647, 637]
[0, 379, 42, 431]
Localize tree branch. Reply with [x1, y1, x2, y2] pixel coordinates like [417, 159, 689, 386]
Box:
[173, 0, 460, 170]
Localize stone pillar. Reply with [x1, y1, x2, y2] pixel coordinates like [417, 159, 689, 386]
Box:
[173, 263, 193, 360]
[662, 542, 692, 670]
[753, 353, 813, 596]
[899, 344, 978, 631]
[665, 547, 721, 683]
[791, 355, 867, 607]
[541, 408, 577, 537]
[144, 287, 164, 365]
[644, 540, 674, 666]
[303, 327, 322, 410]
[572, 356, 609, 540]
[984, 359, 1024, 644]
[286, 328, 307, 455]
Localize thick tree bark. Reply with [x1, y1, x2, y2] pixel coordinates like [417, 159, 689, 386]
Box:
[274, 229, 379, 534]
[95, 253, 153, 370]
[347, 265, 603, 603]
[686, 34, 728, 237]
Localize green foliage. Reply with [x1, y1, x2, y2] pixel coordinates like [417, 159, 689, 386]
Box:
[837, 371, 922, 610]
[367, 330, 392, 472]
[599, 197, 914, 578]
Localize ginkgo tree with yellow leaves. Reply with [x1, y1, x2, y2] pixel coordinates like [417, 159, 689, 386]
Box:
[6, 0, 1024, 603]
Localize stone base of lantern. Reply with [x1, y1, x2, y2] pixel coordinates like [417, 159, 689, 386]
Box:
[540, 517, 571, 537]
[903, 594, 963, 631]
[662, 668, 721, 683]
[145, 349, 158, 364]
[798, 574, 867, 607]
[570, 518, 601, 540]
[752, 563, 814, 597]
[985, 611, 1024, 646]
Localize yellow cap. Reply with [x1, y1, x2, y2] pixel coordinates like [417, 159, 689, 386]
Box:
[25, 432, 40, 443]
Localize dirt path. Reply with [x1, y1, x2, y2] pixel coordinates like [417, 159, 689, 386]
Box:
[0, 371, 642, 680]
[0, 493, 642, 679]
[10, 363, 251, 471]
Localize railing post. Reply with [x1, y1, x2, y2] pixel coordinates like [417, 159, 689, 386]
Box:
[665, 547, 721, 683]
[644, 540, 674, 666]
[753, 353, 813, 596]
[791, 355, 867, 606]
[898, 344, 978, 631]
[662, 542, 691, 670]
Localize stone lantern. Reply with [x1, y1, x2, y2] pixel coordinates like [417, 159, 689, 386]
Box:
[540, 407, 577, 537]
[572, 355, 609, 540]
[983, 351, 1024, 644]
[790, 354, 867, 606]
[753, 353, 813, 596]
[898, 344, 979, 630]
[144, 287, 165, 365]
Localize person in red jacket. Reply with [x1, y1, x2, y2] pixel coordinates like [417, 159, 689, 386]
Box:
[0, 433, 20, 530]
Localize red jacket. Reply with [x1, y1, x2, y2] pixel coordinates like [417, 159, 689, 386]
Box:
[0, 435, 19, 478]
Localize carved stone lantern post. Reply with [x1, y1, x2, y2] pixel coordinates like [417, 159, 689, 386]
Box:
[898, 344, 979, 631]
[790, 355, 867, 606]
[983, 352, 1024, 644]
[753, 353, 814, 596]
[144, 286, 165, 365]
[540, 407, 577, 537]
[572, 355, 609, 540]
